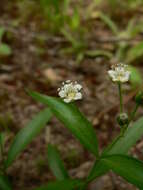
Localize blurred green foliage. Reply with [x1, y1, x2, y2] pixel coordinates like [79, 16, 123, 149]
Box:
[0, 27, 12, 57]
[14, 0, 143, 65]
[39, 0, 70, 33]
[99, 13, 143, 87]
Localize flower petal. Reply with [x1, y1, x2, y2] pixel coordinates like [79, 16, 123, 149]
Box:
[63, 98, 72, 103]
[108, 70, 116, 79]
[74, 92, 82, 100]
[74, 84, 82, 90]
[59, 90, 65, 98]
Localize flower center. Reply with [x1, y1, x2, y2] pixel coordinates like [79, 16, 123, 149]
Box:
[67, 91, 76, 99]
[118, 72, 125, 77]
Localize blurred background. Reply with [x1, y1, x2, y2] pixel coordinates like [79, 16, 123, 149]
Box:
[0, 0, 143, 189]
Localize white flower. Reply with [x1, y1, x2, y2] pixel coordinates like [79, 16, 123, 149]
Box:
[108, 63, 131, 83]
[58, 80, 82, 103]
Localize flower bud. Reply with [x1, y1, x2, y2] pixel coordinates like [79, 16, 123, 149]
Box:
[135, 91, 143, 105]
[117, 113, 129, 127]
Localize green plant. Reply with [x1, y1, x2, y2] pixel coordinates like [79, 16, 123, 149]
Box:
[23, 66, 143, 189]
[38, 0, 111, 63]
[0, 27, 12, 57]
[108, 0, 143, 9]
[0, 64, 143, 189]
[39, 0, 70, 33]
[99, 13, 143, 87]
[62, 27, 112, 63]
[96, 0, 143, 18]
[0, 108, 52, 189]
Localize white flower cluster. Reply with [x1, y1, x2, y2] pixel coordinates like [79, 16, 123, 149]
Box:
[108, 63, 131, 83]
[58, 80, 82, 103]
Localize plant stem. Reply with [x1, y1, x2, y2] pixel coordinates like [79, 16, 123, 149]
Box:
[0, 134, 6, 174]
[118, 82, 123, 113]
[128, 104, 139, 125]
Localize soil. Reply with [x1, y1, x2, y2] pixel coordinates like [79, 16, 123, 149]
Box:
[0, 1, 143, 189]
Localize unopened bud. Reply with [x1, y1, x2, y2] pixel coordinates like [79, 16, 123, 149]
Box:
[135, 91, 143, 105]
[117, 113, 129, 126]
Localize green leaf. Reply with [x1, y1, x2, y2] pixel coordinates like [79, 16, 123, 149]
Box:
[70, 8, 80, 31]
[0, 44, 12, 56]
[126, 19, 143, 38]
[126, 41, 143, 63]
[28, 91, 99, 157]
[104, 117, 143, 155]
[0, 175, 12, 190]
[0, 133, 5, 149]
[62, 29, 77, 46]
[102, 155, 143, 188]
[129, 66, 142, 87]
[34, 179, 83, 190]
[47, 144, 69, 180]
[5, 108, 52, 168]
[0, 27, 5, 40]
[99, 13, 118, 35]
[87, 117, 143, 182]
[86, 50, 112, 59]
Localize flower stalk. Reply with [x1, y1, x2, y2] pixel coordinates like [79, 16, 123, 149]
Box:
[128, 103, 139, 125]
[0, 134, 6, 174]
[118, 82, 123, 113]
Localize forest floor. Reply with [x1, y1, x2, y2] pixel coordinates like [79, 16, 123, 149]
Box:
[0, 1, 143, 189]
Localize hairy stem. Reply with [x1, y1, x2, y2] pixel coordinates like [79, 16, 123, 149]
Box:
[118, 82, 123, 113]
[0, 134, 6, 174]
[128, 104, 139, 125]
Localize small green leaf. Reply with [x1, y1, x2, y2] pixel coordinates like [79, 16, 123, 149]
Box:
[129, 66, 142, 87]
[0, 133, 5, 148]
[62, 29, 77, 46]
[0, 175, 12, 190]
[87, 117, 143, 182]
[102, 155, 143, 188]
[127, 41, 143, 63]
[28, 91, 99, 157]
[86, 50, 112, 59]
[0, 44, 12, 56]
[34, 179, 83, 190]
[103, 117, 143, 155]
[5, 108, 52, 168]
[100, 13, 118, 35]
[47, 144, 69, 180]
[70, 8, 80, 30]
[0, 27, 5, 40]
[126, 19, 143, 38]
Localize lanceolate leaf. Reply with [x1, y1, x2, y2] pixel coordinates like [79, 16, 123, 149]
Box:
[0, 175, 12, 190]
[99, 13, 118, 35]
[86, 50, 112, 59]
[87, 117, 143, 181]
[104, 117, 143, 155]
[5, 108, 52, 168]
[28, 91, 99, 157]
[127, 41, 143, 63]
[34, 179, 83, 190]
[47, 144, 69, 180]
[102, 155, 143, 188]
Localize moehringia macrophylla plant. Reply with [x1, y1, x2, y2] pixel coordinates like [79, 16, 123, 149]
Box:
[1, 63, 143, 190]
[108, 63, 142, 137]
[28, 64, 143, 189]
